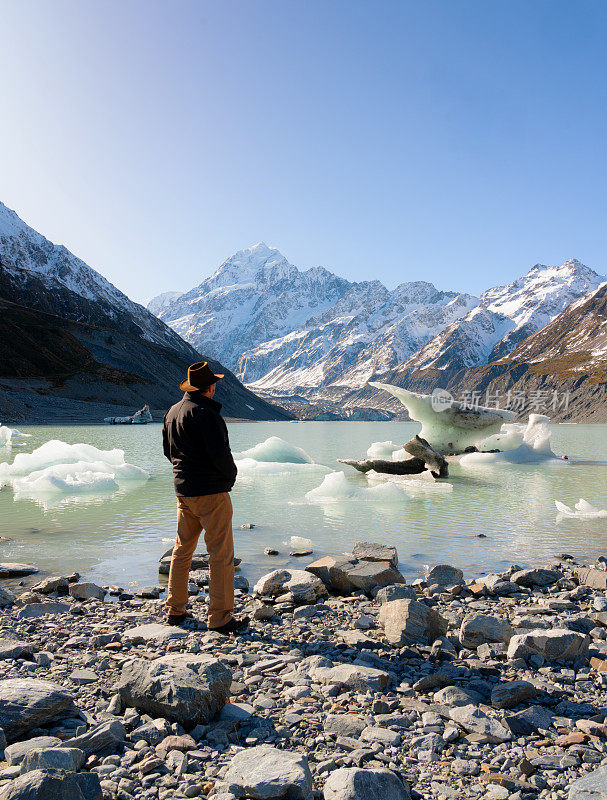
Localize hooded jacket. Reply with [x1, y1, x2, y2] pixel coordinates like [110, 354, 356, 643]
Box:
[162, 392, 237, 496]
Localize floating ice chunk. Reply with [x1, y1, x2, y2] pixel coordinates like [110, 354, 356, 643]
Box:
[366, 440, 400, 459]
[236, 436, 314, 464]
[283, 536, 313, 549]
[366, 470, 453, 494]
[0, 425, 31, 447]
[369, 382, 515, 453]
[555, 499, 607, 519]
[461, 415, 559, 466]
[235, 457, 327, 476]
[305, 471, 408, 504]
[0, 440, 149, 504]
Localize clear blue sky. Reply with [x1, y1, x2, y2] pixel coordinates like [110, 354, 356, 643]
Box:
[1, 0, 606, 302]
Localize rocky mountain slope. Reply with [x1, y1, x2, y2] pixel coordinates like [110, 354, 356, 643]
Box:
[0, 203, 288, 422]
[445, 281, 607, 422]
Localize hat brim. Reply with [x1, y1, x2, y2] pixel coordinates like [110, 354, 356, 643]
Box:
[180, 373, 224, 392]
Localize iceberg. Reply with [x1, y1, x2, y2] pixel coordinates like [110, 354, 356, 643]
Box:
[366, 440, 401, 460]
[555, 499, 607, 519]
[104, 404, 153, 424]
[0, 425, 31, 446]
[0, 440, 149, 505]
[460, 415, 559, 466]
[305, 471, 409, 504]
[369, 382, 515, 453]
[236, 436, 314, 464]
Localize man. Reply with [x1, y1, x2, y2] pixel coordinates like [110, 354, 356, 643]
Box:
[162, 361, 248, 634]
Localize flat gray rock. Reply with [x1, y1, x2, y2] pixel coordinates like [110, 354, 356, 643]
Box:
[491, 680, 537, 709]
[5, 736, 62, 765]
[507, 628, 590, 662]
[459, 613, 512, 649]
[449, 704, 511, 743]
[0, 679, 75, 742]
[62, 720, 125, 756]
[68, 582, 106, 601]
[223, 744, 313, 800]
[374, 584, 417, 603]
[323, 714, 372, 738]
[17, 602, 71, 620]
[31, 576, 69, 594]
[323, 767, 411, 800]
[0, 586, 16, 607]
[568, 764, 607, 799]
[0, 563, 38, 578]
[122, 623, 189, 643]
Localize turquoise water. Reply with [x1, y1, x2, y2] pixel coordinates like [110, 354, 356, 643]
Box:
[0, 422, 606, 590]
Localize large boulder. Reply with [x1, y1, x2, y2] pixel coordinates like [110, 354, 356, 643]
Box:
[323, 767, 411, 800]
[253, 570, 327, 604]
[0, 768, 101, 800]
[306, 555, 405, 596]
[31, 576, 70, 595]
[510, 568, 560, 588]
[68, 582, 106, 601]
[117, 653, 231, 728]
[459, 613, 513, 649]
[0, 637, 37, 660]
[491, 680, 537, 709]
[374, 584, 417, 604]
[426, 564, 464, 587]
[352, 542, 398, 568]
[5, 737, 62, 766]
[568, 764, 607, 799]
[61, 720, 126, 756]
[17, 602, 71, 620]
[0, 679, 75, 742]
[449, 704, 511, 743]
[378, 599, 448, 646]
[0, 586, 16, 608]
[306, 658, 391, 692]
[507, 629, 590, 662]
[223, 744, 313, 799]
[21, 747, 86, 773]
[576, 567, 607, 591]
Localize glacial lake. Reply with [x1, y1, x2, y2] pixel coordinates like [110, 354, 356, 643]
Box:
[0, 422, 606, 592]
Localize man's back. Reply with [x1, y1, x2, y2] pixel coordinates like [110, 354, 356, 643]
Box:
[163, 392, 237, 497]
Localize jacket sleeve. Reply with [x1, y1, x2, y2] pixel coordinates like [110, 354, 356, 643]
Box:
[198, 410, 238, 484]
[162, 414, 171, 462]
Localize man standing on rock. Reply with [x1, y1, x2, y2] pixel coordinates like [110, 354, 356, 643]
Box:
[162, 361, 248, 634]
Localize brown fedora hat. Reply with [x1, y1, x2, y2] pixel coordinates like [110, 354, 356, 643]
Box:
[180, 361, 224, 392]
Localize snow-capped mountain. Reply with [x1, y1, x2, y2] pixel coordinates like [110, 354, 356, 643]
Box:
[241, 283, 478, 395]
[392, 258, 605, 383]
[150, 243, 352, 366]
[0, 201, 186, 352]
[150, 246, 478, 396]
[147, 291, 184, 317]
[150, 246, 604, 411]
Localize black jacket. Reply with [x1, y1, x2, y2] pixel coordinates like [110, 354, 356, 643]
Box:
[163, 393, 237, 496]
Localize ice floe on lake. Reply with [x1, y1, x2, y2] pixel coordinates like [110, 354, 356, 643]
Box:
[366, 440, 401, 460]
[0, 440, 149, 506]
[305, 471, 410, 504]
[366, 470, 453, 493]
[0, 424, 31, 446]
[283, 535, 314, 549]
[235, 436, 328, 476]
[460, 415, 560, 466]
[555, 499, 607, 519]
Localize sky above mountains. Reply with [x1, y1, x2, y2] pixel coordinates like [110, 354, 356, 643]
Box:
[1, 0, 606, 303]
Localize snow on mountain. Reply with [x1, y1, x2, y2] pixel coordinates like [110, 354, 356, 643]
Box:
[0, 201, 186, 352]
[394, 258, 605, 380]
[146, 291, 184, 317]
[148, 243, 352, 366]
[241, 282, 478, 395]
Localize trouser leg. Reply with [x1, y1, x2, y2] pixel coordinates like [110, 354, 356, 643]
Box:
[201, 493, 234, 629]
[165, 498, 202, 616]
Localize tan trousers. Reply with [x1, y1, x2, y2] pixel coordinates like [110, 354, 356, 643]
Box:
[166, 492, 234, 628]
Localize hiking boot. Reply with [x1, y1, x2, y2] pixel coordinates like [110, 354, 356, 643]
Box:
[166, 610, 197, 627]
[209, 616, 250, 636]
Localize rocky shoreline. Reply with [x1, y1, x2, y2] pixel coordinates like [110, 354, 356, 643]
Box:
[1, 545, 607, 800]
